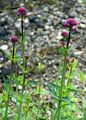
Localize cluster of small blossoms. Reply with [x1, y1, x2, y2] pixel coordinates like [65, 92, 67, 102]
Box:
[64, 18, 78, 28]
[57, 18, 78, 64]
[10, 35, 18, 43]
[16, 7, 28, 17]
[57, 18, 78, 49]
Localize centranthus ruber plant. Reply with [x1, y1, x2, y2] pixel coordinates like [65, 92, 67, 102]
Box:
[4, 35, 18, 120]
[17, 7, 28, 120]
[54, 18, 78, 120]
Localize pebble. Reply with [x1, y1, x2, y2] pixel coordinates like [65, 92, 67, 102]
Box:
[0, 45, 8, 50]
[43, 7, 49, 12]
[15, 20, 21, 31]
[79, 23, 86, 29]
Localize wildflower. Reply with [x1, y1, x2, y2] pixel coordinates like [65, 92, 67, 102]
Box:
[72, 26, 77, 32]
[66, 57, 70, 64]
[57, 42, 63, 49]
[64, 18, 78, 27]
[61, 30, 69, 37]
[10, 35, 18, 43]
[60, 40, 64, 45]
[24, 53, 29, 59]
[17, 7, 27, 17]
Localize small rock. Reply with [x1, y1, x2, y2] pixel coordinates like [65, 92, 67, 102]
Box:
[15, 20, 21, 31]
[45, 25, 50, 30]
[56, 31, 63, 40]
[79, 23, 86, 29]
[0, 27, 9, 40]
[18, 85, 22, 90]
[0, 45, 8, 51]
[43, 7, 49, 12]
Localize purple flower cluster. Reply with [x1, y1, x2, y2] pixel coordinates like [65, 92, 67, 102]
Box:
[64, 18, 78, 28]
[17, 7, 27, 17]
[10, 35, 18, 43]
[61, 30, 69, 37]
[57, 18, 78, 49]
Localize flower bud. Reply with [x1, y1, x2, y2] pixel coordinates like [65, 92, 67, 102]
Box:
[61, 30, 69, 37]
[66, 57, 70, 64]
[72, 26, 77, 32]
[24, 53, 29, 59]
[10, 35, 18, 43]
[17, 7, 27, 17]
[64, 18, 78, 28]
[57, 42, 63, 49]
[60, 40, 64, 45]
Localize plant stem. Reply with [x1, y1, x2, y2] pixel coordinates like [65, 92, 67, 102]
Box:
[21, 16, 25, 65]
[67, 64, 73, 86]
[38, 76, 41, 106]
[17, 73, 25, 120]
[4, 82, 11, 120]
[56, 52, 67, 120]
[11, 43, 15, 74]
[38, 75, 41, 119]
[17, 65, 26, 120]
[54, 28, 71, 120]
[17, 16, 26, 120]
[4, 43, 15, 120]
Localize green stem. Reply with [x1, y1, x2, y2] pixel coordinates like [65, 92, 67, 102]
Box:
[38, 76, 41, 119]
[56, 51, 67, 120]
[38, 77, 41, 106]
[4, 43, 15, 120]
[4, 82, 11, 120]
[17, 73, 25, 120]
[21, 16, 25, 65]
[54, 28, 71, 120]
[11, 43, 15, 75]
[67, 64, 73, 86]
[17, 16, 26, 120]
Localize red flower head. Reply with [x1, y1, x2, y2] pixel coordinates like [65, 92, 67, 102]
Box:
[64, 18, 78, 27]
[10, 35, 18, 43]
[66, 57, 70, 64]
[17, 7, 27, 17]
[61, 30, 69, 37]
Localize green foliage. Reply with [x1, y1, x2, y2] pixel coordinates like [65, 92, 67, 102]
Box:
[38, 63, 45, 73]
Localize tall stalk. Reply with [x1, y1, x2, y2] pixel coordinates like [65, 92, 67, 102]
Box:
[55, 28, 71, 120]
[17, 16, 26, 120]
[4, 43, 15, 120]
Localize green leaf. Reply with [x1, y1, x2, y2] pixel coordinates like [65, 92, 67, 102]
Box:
[84, 112, 86, 120]
[79, 71, 85, 82]
[83, 100, 86, 110]
[62, 97, 71, 104]
[67, 88, 77, 93]
[38, 63, 45, 72]
[48, 83, 60, 100]
[72, 60, 78, 71]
